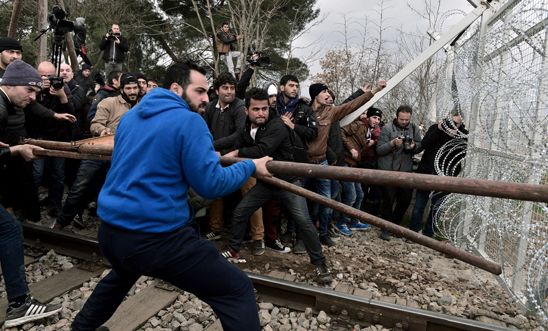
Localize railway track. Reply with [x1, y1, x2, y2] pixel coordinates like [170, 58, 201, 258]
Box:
[13, 223, 513, 331]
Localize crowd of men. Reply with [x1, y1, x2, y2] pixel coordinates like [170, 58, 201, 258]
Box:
[0, 20, 468, 329]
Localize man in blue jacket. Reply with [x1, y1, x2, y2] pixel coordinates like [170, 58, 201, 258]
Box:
[71, 61, 271, 331]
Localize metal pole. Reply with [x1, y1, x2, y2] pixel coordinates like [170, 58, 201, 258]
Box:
[258, 175, 502, 275]
[259, 160, 548, 203]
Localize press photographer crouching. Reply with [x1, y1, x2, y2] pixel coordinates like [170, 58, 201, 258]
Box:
[99, 23, 129, 76]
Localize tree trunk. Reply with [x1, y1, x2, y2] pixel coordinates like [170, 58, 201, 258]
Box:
[7, 0, 23, 38]
[37, 0, 48, 64]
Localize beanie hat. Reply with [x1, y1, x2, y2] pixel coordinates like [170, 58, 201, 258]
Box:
[309, 83, 328, 102]
[81, 63, 91, 71]
[267, 84, 277, 96]
[0, 37, 22, 53]
[367, 107, 382, 118]
[119, 73, 138, 89]
[0, 60, 42, 88]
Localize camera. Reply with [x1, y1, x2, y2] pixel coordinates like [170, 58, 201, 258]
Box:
[48, 76, 64, 90]
[107, 29, 121, 40]
[48, 6, 74, 36]
[400, 135, 414, 151]
[247, 51, 270, 66]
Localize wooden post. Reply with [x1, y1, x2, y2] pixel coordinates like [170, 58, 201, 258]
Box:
[7, 0, 23, 38]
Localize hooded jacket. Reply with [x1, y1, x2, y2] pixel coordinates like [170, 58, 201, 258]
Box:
[97, 88, 256, 233]
[99, 34, 129, 63]
[376, 119, 422, 172]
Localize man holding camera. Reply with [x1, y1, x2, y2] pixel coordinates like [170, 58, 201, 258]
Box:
[99, 24, 128, 76]
[26, 61, 75, 217]
[376, 105, 422, 241]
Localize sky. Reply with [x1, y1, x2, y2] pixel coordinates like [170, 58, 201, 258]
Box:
[293, 0, 474, 96]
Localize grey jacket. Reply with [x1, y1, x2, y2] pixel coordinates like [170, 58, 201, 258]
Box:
[376, 120, 422, 172]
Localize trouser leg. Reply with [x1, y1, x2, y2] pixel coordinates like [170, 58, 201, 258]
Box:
[0, 205, 28, 301]
[241, 178, 264, 241]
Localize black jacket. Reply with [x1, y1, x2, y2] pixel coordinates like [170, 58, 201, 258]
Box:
[416, 122, 468, 176]
[203, 98, 246, 155]
[87, 86, 118, 121]
[276, 97, 317, 163]
[99, 35, 129, 63]
[26, 85, 75, 141]
[235, 109, 295, 182]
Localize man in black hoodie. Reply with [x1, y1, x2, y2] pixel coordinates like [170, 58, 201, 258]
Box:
[221, 88, 331, 284]
[409, 112, 468, 237]
[99, 23, 129, 76]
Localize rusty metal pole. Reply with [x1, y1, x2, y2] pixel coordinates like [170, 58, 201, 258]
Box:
[259, 175, 502, 275]
[264, 161, 548, 203]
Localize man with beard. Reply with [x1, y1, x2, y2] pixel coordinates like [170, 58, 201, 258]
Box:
[52, 74, 139, 229]
[0, 37, 23, 77]
[202, 72, 264, 255]
[221, 88, 331, 284]
[0, 59, 63, 328]
[71, 61, 269, 331]
[376, 105, 422, 241]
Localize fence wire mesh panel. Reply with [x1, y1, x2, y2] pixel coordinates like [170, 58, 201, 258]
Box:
[429, 0, 547, 322]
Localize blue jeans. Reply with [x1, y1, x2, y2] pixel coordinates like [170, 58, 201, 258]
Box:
[230, 180, 325, 266]
[0, 205, 29, 301]
[340, 181, 364, 224]
[33, 157, 65, 210]
[58, 160, 108, 227]
[72, 223, 260, 331]
[410, 190, 447, 237]
[304, 160, 333, 237]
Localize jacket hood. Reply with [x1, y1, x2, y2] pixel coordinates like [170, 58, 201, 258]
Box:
[135, 87, 189, 119]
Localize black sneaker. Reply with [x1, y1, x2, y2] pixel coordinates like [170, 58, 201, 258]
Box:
[252, 239, 265, 256]
[4, 296, 62, 328]
[293, 240, 306, 254]
[319, 235, 335, 247]
[315, 263, 332, 284]
[266, 239, 291, 254]
[220, 248, 246, 263]
[204, 231, 222, 241]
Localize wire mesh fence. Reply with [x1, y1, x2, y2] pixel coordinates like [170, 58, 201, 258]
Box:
[430, 0, 547, 322]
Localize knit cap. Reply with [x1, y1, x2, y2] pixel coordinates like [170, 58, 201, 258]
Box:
[0, 60, 42, 88]
[309, 83, 328, 101]
[0, 37, 22, 52]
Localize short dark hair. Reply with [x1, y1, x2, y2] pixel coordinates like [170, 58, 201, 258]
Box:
[163, 60, 207, 88]
[221, 22, 229, 27]
[213, 72, 237, 90]
[245, 88, 269, 108]
[107, 70, 123, 86]
[279, 74, 299, 86]
[396, 105, 413, 117]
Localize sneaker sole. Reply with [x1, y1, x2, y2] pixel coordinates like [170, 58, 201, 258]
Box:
[266, 247, 291, 254]
[4, 307, 62, 328]
[252, 250, 265, 256]
[334, 226, 353, 237]
[349, 227, 370, 231]
[227, 257, 247, 263]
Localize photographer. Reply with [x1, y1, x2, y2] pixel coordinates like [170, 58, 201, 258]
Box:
[99, 24, 128, 76]
[26, 61, 75, 217]
[376, 105, 422, 241]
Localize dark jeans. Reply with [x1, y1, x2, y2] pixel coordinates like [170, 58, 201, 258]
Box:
[0, 205, 29, 301]
[72, 223, 260, 331]
[304, 161, 332, 237]
[33, 157, 65, 210]
[58, 160, 108, 227]
[229, 180, 325, 266]
[1, 156, 40, 222]
[410, 190, 447, 237]
[340, 181, 364, 224]
[380, 186, 413, 226]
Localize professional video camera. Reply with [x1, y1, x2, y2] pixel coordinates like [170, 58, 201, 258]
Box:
[247, 51, 270, 66]
[48, 6, 75, 36]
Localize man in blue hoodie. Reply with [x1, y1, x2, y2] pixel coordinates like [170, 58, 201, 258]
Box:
[71, 61, 271, 331]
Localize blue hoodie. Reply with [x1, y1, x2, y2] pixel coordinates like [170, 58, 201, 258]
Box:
[97, 88, 256, 233]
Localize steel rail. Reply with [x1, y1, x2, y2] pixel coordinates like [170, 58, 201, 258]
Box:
[20, 223, 511, 331]
[249, 274, 512, 331]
